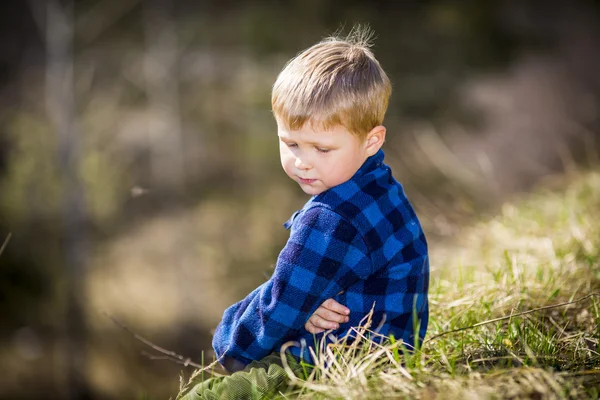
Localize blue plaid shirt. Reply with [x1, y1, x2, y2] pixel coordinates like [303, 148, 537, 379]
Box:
[213, 150, 429, 371]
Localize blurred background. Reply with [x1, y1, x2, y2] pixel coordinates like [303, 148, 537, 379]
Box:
[1, 0, 599, 398]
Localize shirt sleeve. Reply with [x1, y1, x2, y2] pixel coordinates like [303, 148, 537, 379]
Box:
[212, 206, 373, 371]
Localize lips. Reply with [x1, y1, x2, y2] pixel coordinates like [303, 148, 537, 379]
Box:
[298, 177, 316, 184]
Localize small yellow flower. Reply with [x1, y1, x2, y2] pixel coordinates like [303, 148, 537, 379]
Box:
[502, 338, 513, 348]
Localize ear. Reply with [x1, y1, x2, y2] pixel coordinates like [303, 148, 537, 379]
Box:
[364, 125, 386, 156]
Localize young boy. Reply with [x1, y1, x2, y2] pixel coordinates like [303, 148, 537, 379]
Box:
[180, 28, 429, 399]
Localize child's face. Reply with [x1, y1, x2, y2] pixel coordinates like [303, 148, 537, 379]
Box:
[277, 122, 383, 196]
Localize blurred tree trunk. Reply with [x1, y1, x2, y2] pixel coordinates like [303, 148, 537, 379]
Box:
[144, 0, 186, 195]
[44, 1, 90, 398]
[143, 0, 198, 332]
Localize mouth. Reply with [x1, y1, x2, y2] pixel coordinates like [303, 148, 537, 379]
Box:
[298, 177, 317, 185]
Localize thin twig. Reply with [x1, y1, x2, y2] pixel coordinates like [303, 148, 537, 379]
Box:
[140, 351, 213, 367]
[104, 312, 204, 368]
[0, 233, 12, 258]
[425, 293, 600, 343]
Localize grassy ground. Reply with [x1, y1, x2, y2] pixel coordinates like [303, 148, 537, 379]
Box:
[180, 171, 600, 399]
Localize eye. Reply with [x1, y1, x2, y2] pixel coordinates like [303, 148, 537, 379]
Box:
[316, 147, 330, 153]
[286, 142, 298, 148]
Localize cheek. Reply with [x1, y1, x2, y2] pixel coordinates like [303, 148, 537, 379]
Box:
[327, 154, 357, 181]
[279, 144, 288, 161]
[317, 157, 341, 181]
[279, 148, 293, 171]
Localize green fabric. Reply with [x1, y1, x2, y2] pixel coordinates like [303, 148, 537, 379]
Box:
[179, 353, 305, 400]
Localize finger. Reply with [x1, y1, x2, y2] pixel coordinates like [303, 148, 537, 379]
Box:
[309, 314, 339, 330]
[322, 298, 350, 316]
[314, 306, 349, 323]
[305, 320, 325, 334]
[305, 318, 326, 333]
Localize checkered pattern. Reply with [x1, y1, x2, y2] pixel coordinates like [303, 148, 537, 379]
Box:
[213, 150, 429, 371]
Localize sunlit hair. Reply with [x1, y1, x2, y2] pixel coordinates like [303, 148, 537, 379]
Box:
[272, 26, 392, 139]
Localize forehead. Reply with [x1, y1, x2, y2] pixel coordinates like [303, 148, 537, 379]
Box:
[277, 122, 356, 144]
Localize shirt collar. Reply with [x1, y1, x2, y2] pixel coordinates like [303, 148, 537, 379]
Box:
[354, 149, 385, 179]
[283, 209, 301, 230]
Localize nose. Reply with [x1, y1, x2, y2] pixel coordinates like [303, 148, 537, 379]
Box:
[294, 155, 312, 170]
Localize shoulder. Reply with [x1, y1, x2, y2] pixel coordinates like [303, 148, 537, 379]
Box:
[314, 165, 425, 250]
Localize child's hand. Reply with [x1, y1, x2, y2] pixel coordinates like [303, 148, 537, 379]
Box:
[305, 298, 350, 334]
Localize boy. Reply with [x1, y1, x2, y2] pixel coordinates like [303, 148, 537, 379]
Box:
[180, 27, 429, 399]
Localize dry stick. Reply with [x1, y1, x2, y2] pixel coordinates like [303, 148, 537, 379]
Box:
[139, 350, 220, 370]
[104, 312, 205, 369]
[0, 233, 12, 258]
[425, 292, 600, 343]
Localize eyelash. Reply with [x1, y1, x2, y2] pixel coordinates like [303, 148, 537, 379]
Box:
[285, 143, 330, 153]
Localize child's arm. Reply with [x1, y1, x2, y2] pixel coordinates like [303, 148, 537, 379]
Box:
[212, 206, 373, 370]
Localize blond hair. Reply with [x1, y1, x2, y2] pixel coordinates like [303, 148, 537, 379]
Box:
[272, 26, 392, 139]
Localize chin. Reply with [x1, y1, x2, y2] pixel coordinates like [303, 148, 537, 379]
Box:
[301, 186, 324, 196]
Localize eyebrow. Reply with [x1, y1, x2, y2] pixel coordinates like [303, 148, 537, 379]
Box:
[278, 136, 331, 147]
